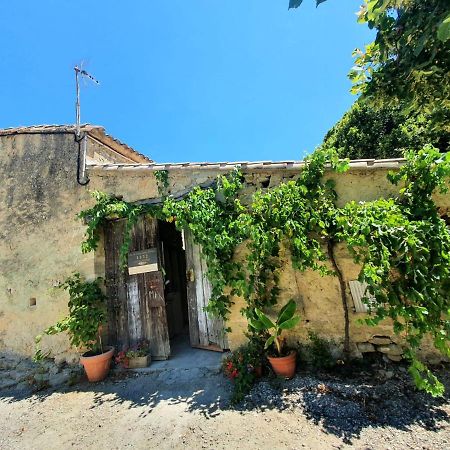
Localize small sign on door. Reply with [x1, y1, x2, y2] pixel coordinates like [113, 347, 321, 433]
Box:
[128, 249, 158, 275]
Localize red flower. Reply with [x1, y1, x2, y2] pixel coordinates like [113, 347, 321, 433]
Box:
[231, 369, 238, 379]
[115, 350, 130, 368]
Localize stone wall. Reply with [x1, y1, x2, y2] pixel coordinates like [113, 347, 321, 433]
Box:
[0, 132, 96, 364]
[1, 132, 449, 368]
[87, 137, 138, 164]
[88, 166, 449, 363]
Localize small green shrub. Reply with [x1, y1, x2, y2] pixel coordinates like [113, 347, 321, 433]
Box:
[304, 331, 335, 371]
[35, 273, 106, 360]
[222, 341, 264, 404]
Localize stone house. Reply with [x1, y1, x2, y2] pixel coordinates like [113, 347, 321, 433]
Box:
[1, 125, 448, 367]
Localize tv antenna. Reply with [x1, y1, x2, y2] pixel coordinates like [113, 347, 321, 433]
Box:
[74, 63, 100, 137]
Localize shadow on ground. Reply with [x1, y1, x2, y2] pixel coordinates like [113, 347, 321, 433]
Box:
[2, 360, 449, 444]
[1, 367, 231, 419]
[239, 364, 450, 444]
[88, 367, 230, 418]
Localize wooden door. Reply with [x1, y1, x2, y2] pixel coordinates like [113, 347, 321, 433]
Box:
[104, 216, 170, 360]
[184, 230, 228, 351]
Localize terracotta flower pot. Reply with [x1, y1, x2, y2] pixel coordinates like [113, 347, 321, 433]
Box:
[267, 351, 297, 379]
[80, 347, 115, 382]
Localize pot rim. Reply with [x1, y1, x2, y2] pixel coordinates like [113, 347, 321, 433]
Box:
[267, 350, 296, 361]
[80, 346, 115, 360]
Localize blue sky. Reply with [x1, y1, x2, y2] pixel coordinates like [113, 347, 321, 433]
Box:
[1, 1, 373, 162]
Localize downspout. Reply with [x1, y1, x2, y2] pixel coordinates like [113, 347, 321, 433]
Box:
[76, 131, 90, 186]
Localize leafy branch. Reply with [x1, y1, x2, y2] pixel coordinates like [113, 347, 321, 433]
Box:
[35, 273, 106, 360]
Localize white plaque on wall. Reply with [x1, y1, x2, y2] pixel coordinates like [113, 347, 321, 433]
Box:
[128, 249, 158, 275]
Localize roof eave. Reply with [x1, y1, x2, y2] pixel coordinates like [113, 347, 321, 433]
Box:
[86, 158, 406, 173]
[86, 128, 152, 164]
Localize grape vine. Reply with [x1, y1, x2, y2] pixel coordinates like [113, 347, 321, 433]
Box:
[78, 146, 450, 396]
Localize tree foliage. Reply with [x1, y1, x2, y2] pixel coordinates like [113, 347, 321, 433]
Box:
[290, 0, 450, 113]
[288, 0, 326, 8]
[350, 1, 450, 114]
[291, 0, 450, 158]
[322, 101, 450, 160]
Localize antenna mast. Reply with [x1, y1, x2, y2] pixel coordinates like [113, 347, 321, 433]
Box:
[74, 65, 100, 137]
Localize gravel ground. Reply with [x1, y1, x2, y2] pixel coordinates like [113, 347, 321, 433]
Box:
[241, 366, 450, 448]
[0, 365, 449, 449]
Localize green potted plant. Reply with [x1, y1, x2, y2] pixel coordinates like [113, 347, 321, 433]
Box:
[115, 340, 151, 369]
[36, 273, 114, 382]
[222, 341, 264, 403]
[248, 299, 300, 379]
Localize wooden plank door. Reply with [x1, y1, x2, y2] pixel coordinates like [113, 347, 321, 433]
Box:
[184, 230, 228, 351]
[104, 216, 170, 360]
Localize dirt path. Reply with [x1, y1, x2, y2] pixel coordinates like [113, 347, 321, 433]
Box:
[1, 368, 449, 449]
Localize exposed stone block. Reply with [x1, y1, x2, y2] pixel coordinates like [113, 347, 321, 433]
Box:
[10, 370, 29, 382]
[369, 335, 392, 345]
[378, 369, 394, 379]
[0, 378, 17, 390]
[357, 343, 376, 353]
[376, 344, 403, 356]
[48, 370, 71, 388]
[386, 354, 403, 362]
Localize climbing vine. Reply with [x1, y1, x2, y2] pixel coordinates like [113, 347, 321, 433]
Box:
[239, 149, 350, 352]
[154, 169, 169, 196]
[78, 146, 450, 396]
[163, 171, 247, 320]
[337, 147, 450, 395]
[78, 192, 163, 267]
[79, 170, 247, 320]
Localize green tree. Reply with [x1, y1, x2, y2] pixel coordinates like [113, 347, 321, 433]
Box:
[290, 1, 450, 158]
[348, 1, 450, 114]
[322, 101, 450, 160]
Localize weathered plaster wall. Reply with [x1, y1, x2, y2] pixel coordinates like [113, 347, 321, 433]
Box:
[89, 167, 449, 362]
[1, 141, 449, 364]
[0, 133, 98, 362]
[87, 137, 137, 164]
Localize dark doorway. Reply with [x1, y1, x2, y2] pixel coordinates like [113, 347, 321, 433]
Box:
[158, 221, 189, 342]
[104, 217, 227, 360]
